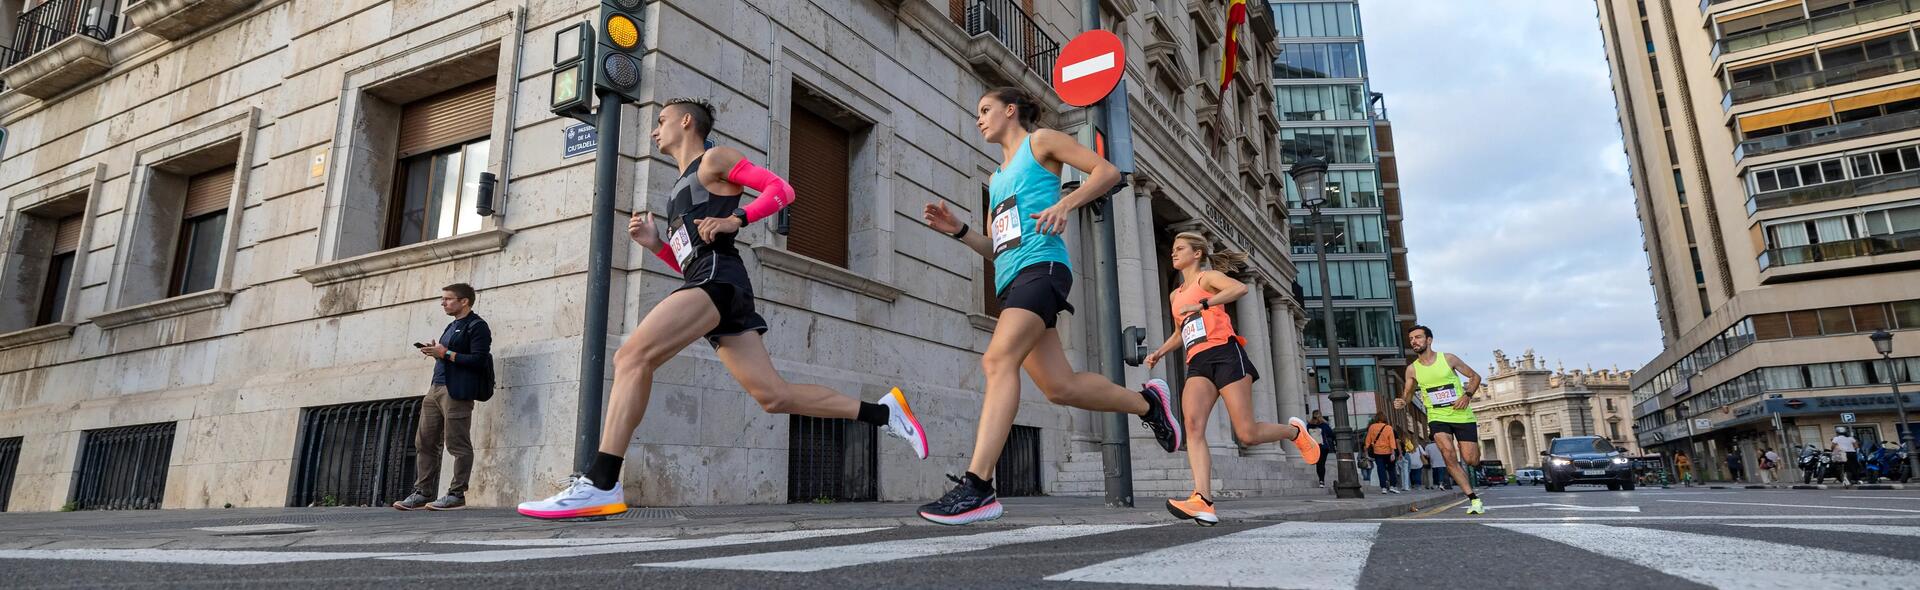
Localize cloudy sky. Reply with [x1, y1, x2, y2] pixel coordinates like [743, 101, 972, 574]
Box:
[1355, 0, 1662, 373]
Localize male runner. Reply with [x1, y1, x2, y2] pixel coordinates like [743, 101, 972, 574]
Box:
[1393, 325, 1487, 515]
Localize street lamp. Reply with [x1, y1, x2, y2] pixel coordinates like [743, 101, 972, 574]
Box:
[1870, 330, 1916, 483]
[1290, 155, 1363, 499]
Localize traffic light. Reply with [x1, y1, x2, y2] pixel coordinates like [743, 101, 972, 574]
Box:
[594, 0, 647, 103]
[550, 21, 594, 123]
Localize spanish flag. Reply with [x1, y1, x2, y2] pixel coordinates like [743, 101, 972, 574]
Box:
[1219, 0, 1248, 93]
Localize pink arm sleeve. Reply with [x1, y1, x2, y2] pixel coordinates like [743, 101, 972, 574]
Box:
[652, 244, 682, 274]
[728, 159, 795, 224]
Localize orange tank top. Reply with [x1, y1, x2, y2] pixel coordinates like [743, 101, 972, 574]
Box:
[1170, 278, 1241, 361]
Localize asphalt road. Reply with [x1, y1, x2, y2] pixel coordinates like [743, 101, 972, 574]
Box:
[6, 485, 1920, 589]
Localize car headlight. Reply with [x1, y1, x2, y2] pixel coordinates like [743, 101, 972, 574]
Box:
[1612, 457, 1630, 465]
[1551, 458, 1572, 466]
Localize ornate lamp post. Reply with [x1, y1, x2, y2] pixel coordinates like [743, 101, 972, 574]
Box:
[1291, 155, 1362, 499]
[1871, 330, 1916, 482]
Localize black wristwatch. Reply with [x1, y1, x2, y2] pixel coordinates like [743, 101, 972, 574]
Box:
[949, 223, 970, 240]
[1200, 298, 1211, 310]
[731, 207, 749, 226]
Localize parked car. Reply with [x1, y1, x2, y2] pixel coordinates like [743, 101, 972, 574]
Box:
[1515, 468, 1546, 485]
[1541, 435, 1636, 492]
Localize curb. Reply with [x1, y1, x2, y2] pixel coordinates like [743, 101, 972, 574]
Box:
[1791, 484, 1828, 490]
[1851, 483, 1906, 490]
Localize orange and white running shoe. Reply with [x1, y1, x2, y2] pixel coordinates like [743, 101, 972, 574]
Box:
[517, 475, 627, 520]
[879, 387, 929, 460]
[1287, 416, 1322, 465]
[1166, 493, 1219, 526]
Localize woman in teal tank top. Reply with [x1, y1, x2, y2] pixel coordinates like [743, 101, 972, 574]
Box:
[913, 87, 1186, 526]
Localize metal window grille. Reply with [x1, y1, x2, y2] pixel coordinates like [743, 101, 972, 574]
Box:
[996, 425, 1043, 497]
[289, 398, 422, 507]
[72, 423, 175, 510]
[0, 436, 21, 512]
[788, 416, 878, 503]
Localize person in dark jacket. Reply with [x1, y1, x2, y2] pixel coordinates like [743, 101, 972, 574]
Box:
[393, 283, 494, 511]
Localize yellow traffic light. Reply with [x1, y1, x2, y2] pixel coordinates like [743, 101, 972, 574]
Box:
[606, 14, 639, 49]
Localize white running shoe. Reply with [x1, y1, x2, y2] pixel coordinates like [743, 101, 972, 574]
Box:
[878, 387, 929, 460]
[517, 474, 627, 520]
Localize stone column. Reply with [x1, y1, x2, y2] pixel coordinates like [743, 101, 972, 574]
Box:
[1238, 280, 1283, 458]
[1128, 190, 1165, 452]
[1269, 294, 1305, 422]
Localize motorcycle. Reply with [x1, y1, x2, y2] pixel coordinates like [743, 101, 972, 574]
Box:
[1800, 446, 1837, 484]
[1863, 443, 1909, 484]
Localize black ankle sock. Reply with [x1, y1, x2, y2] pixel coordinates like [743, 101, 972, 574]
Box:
[587, 452, 623, 491]
[1467, 492, 1479, 500]
[856, 401, 890, 427]
[964, 472, 994, 494]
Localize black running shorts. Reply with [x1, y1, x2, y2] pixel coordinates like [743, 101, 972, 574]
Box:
[1184, 339, 1259, 389]
[675, 253, 768, 347]
[997, 262, 1074, 329]
[1428, 421, 1479, 441]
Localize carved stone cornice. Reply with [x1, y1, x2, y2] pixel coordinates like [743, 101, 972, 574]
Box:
[126, 0, 260, 41]
[1, 34, 112, 100]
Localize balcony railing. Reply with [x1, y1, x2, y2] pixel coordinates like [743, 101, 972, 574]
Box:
[1712, 0, 1920, 60]
[964, 0, 1060, 81]
[1758, 228, 1920, 269]
[3, 0, 120, 70]
[1746, 166, 1920, 213]
[1702, 0, 1744, 12]
[1724, 51, 1920, 109]
[1735, 106, 1920, 160]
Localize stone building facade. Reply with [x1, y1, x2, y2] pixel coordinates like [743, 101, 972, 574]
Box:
[1471, 349, 1640, 469]
[0, 0, 1316, 511]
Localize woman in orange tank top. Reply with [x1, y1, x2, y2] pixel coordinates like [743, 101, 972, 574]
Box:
[1146, 232, 1323, 526]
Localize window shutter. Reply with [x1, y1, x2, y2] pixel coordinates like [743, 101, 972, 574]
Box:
[785, 105, 851, 267]
[53, 214, 83, 254]
[396, 80, 495, 159]
[183, 167, 235, 218]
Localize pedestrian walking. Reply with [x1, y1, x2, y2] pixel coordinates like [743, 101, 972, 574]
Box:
[1831, 427, 1862, 485]
[1759, 447, 1780, 484]
[1674, 450, 1694, 485]
[1365, 415, 1398, 493]
[1727, 448, 1745, 482]
[393, 283, 495, 511]
[1406, 437, 1426, 489]
[1309, 411, 1335, 488]
[1423, 439, 1446, 489]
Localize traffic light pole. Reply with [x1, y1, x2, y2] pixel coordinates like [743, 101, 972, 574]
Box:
[1076, 0, 1134, 510]
[576, 90, 620, 473]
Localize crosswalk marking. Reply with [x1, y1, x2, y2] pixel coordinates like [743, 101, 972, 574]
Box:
[437, 537, 669, 547]
[1491, 523, 1920, 589]
[1044, 522, 1379, 589]
[643, 524, 1155, 572]
[1659, 499, 1920, 513]
[381, 528, 886, 563]
[1731, 524, 1920, 538]
[0, 549, 418, 565]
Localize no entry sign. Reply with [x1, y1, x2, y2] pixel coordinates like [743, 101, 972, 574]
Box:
[1053, 30, 1124, 107]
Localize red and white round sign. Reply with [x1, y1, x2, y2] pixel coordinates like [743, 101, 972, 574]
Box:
[1053, 30, 1125, 107]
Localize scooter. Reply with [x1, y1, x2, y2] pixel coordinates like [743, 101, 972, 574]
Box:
[1864, 443, 1908, 484]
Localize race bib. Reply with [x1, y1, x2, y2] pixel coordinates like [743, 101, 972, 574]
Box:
[989, 198, 1023, 254]
[1180, 314, 1209, 349]
[668, 223, 695, 267]
[1425, 385, 1459, 407]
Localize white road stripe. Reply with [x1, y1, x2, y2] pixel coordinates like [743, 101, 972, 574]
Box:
[1732, 523, 1920, 538]
[1834, 496, 1920, 501]
[1660, 499, 1920, 513]
[382, 528, 885, 563]
[645, 524, 1154, 572]
[1393, 514, 1920, 523]
[1491, 523, 1920, 589]
[0, 549, 417, 565]
[192, 524, 314, 534]
[1059, 52, 1116, 82]
[1044, 522, 1378, 589]
[437, 537, 669, 547]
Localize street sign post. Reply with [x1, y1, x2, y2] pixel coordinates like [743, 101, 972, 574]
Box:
[1053, 30, 1124, 107]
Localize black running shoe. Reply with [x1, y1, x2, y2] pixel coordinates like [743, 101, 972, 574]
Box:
[917, 474, 1003, 526]
[1139, 378, 1183, 452]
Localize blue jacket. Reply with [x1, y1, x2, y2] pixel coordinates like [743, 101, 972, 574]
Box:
[435, 313, 495, 402]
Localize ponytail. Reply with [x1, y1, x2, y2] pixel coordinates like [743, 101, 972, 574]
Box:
[985, 86, 1043, 130]
[1174, 231, 1248, 273]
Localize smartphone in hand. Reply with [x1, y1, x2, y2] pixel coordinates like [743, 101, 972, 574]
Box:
[412, 342, 430, 349]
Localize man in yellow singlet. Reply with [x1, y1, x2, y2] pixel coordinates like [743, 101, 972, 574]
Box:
[1392, 325, 1488, 515]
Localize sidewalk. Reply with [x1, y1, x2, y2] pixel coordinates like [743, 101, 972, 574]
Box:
[0, 490, 1455, 551]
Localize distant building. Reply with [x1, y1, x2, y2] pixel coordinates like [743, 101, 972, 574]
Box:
[1472, 349, 1639, 469]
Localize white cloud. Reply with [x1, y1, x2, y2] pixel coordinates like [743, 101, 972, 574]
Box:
[1357, 0, 1662, 371]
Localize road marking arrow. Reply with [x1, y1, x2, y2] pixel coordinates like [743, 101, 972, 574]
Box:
[1482, 503, 1642, 512]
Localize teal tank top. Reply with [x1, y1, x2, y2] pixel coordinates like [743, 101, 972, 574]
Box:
[988, 136, 1071, 294]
